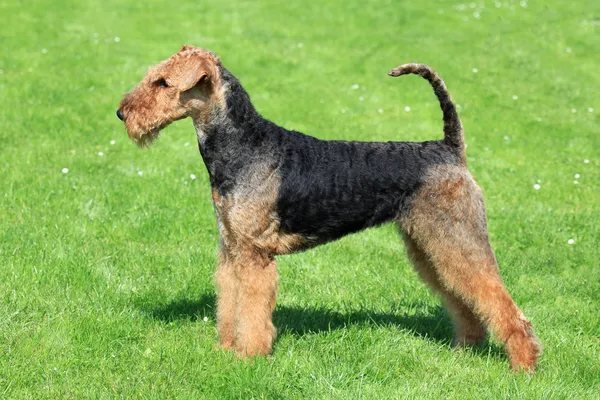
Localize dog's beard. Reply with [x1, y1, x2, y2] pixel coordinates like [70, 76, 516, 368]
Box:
[130, 123, 169, 148]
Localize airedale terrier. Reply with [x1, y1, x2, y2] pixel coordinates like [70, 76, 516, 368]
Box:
[117, 45, 541, 371]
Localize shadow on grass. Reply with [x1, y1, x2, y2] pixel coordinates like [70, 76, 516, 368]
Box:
[145, 292, 505, 358]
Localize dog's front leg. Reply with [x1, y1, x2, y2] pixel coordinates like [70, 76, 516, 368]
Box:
[214, 250, 239, 350]
[233, 249, 278, 357]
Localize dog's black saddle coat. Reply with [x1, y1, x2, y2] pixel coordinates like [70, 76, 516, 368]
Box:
[275, 129, 457, 243]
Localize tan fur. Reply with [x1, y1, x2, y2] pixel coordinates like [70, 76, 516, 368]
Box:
[214, 247, 279, 356]
[233, 249, 278, 356]
[400, 165, 541, 371]
[214, 250, 238, 350]
[118, 47, 222, 146]
[403, 234, 488, 346]
[212, 167, 306, 355]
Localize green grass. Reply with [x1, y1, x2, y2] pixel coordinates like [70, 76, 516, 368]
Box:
[1, 0, 599, 398]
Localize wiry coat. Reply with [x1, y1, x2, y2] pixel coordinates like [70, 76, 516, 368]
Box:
[201, 65, 464, 248]
[117, 47, 540, 371]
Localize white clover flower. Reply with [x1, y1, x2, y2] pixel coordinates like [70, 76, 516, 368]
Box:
[584, 159, 589, 163]
[203, 316, 209, 322]
[571, 108, 577, 113]
[567, 239, 574, 245]
[512, 95, 518, 100]
[190, 174, 196, 180]
[62, 168, 69, 174]
[351, 84, 359, 90]
[138, 171, 143, 176]
[404, 106, 411, 112]
[41, 48, 47, 54]
[574, 173, 580, 178]
[114, 37, 120, 43]
[573, 180, 579, 184]
[472, 68, 478, 73]
[110, 140, 116, 145]
[377, 108, 383, 114]
[533, 184, 541, 190]
[97, 152, 104, 156]
[588, 107, 594, 113]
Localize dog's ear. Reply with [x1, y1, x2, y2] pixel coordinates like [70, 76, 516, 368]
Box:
[179, 45, 197, 52]
[169, 51, 211, 92]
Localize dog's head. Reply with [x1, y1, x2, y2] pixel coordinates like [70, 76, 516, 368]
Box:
[117, 45, 222, 147]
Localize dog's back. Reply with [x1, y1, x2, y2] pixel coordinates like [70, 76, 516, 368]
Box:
[274, 130, 460, 244]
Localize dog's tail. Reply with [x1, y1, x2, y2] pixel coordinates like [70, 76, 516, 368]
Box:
[388, 63, 465, 162]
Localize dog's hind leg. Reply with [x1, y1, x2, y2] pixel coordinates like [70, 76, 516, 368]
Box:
[401, 166, 541, 371]
[402, 233, 488, 347]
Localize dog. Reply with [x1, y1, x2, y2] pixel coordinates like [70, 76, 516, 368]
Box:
[117, 46, 541, 371]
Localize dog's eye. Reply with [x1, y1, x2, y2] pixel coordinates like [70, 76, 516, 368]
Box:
[156, 78, 169, 88]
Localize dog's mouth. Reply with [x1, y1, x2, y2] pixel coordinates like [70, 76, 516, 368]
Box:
[120, 110, 188, 148]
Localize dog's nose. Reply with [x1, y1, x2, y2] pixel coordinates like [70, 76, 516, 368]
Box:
[116, 109, 124, 121]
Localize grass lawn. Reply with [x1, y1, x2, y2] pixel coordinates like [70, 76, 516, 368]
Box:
[1, 0, 599, 398]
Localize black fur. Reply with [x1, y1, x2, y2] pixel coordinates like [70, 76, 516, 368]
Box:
[388, 63, 465, 160]
[198, 64, 462, 246]
[275, 134, 457, 243]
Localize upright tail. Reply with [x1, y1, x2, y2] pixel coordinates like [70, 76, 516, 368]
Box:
[388, 63, 465, 163]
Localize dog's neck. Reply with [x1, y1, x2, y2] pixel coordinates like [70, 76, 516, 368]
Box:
[192, 66, 281, 194]
[193, 66, 258, 142]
